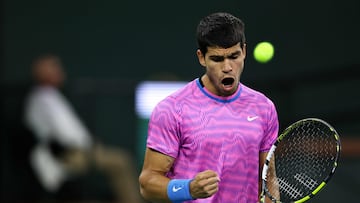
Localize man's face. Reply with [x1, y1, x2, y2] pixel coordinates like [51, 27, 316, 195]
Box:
[35, 58, 65, 87]
[197, 43, 246, 96]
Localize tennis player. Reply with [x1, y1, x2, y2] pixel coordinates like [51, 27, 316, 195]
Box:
[139, 12, 279, 202]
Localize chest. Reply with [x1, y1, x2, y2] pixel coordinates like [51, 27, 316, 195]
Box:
[179, 103, 265, 151]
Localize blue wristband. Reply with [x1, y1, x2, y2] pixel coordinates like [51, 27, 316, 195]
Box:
[167, 179, 194, 202]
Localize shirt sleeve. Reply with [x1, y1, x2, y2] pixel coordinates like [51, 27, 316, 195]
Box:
[146, 96, 180, 158]
[260, 99, 279, 152]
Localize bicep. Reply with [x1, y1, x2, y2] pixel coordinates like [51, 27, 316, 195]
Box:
[142, 147, 175, 173]
[259, 152, 267, 170]
[259, 152, 268, 195]
[139, 148, 175, 202]
[259, 151, 279, 202]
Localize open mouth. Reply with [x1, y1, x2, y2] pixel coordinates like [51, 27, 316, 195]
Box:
[221, 77, 235, 87]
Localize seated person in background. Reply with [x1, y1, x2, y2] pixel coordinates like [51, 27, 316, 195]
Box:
[24, 53, 143, 203]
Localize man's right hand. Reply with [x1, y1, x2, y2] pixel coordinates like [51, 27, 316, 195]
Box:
[190, 170, 220, 199]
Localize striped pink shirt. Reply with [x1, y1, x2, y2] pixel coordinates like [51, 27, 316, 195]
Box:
[147, 78, 279, 203]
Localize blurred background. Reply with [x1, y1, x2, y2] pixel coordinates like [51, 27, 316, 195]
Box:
[1, 0, 359, 202]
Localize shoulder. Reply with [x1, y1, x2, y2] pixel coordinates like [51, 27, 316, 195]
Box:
[151, 80, 197, 116]
[157, 80, 197, 105]
[26, 86, 63, 108]
[240, 83, 275, 105]
[169, 79, 197, 98]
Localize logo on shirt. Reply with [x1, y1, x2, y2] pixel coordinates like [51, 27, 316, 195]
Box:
[172, 185, 183, 192]
[247, 116, 259, 121]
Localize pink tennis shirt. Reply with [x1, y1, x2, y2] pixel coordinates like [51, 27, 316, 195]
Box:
[147, 78, 279, 203]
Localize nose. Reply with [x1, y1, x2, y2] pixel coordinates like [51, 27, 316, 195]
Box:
[222, 59, 232, 73]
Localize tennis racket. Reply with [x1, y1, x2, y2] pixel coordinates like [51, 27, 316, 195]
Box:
[260, 118, 341, 203]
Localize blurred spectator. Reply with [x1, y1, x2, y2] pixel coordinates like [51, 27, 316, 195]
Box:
[24, 54, 143, 203]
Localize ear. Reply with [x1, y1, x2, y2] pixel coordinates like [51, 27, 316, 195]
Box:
[242, 43, 247, 59]
[196, 49, 206, 67]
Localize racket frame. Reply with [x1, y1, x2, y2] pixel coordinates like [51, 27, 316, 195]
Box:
[260, 118, 341, 203]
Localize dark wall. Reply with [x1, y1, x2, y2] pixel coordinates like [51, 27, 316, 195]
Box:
[1, 0, 360, 201]
[2, 0, 360, 139]
[2, 0, 360, 82]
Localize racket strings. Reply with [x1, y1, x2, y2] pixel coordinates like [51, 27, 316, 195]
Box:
[265, 120, 339, 202]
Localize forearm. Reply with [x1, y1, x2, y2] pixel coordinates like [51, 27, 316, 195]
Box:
[139, 170, 171, 203]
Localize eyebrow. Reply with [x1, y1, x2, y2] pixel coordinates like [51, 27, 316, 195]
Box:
[209, 50, 242, 60]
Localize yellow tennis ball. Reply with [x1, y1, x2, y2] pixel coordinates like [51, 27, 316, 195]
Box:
[253, 41, 274, 63]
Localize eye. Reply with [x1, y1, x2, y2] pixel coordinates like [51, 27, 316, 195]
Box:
[210, 56, 224, 62]
[228, 54, 239, 60]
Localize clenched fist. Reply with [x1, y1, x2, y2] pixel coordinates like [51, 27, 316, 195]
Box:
[190, 170, 220, 199]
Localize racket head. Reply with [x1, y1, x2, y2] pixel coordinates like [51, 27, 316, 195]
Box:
[261, 118, 341, 203]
